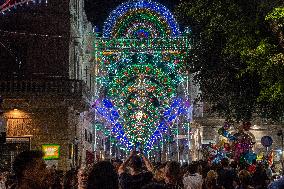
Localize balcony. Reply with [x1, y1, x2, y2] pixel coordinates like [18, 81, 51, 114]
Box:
[0, 79, 83, 98]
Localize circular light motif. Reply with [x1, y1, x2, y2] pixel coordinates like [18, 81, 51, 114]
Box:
[103, 0, 180, 38]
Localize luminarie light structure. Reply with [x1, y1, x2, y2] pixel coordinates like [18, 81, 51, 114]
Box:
[92, 0, 192, 153]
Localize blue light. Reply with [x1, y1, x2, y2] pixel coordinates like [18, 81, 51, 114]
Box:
[103, 98, 114, 108]
[144, 98, 187, 153]
[103, 0, 181, 38]
[93, 98, 133, 150]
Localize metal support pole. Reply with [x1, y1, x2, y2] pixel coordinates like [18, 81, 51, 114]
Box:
[176, 118, 180, 163]
[161, 135, 164, 162]
[187, 123, 191, 164]
[110, 135, 112, 160]
[94, 123, 97, 162]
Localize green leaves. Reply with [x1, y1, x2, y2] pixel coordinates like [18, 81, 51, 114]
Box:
[176, 0, 284, 121]
[265, 7, 284, 23]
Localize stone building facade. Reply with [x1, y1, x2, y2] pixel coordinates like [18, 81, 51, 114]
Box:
[0, 0, 94, 171]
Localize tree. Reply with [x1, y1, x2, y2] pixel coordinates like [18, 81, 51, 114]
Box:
[176, 0, 284, 121]
[242, 6, 284, 120]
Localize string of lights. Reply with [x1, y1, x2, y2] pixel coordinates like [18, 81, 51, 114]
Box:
[0, 29, 65, 38]
[0, 0, 47, 14]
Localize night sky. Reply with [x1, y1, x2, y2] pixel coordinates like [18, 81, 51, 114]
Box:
[84, 0, 180, 32]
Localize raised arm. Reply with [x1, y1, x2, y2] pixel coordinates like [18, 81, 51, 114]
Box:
[141, 152, 154, 173]
[118, 150, 135, 175]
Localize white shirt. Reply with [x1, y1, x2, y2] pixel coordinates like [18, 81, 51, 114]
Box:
[0, 181, 6, 189]
[183, 173, 203, 189]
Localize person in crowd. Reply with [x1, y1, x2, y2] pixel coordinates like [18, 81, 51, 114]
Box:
[251, 164, 269, 189]
[63, 169, 77, 189]
[230, 161, 239, 173]
[111, 159, 123, 172]
[180, 163, 189, 178]
[217, 158, 236, 189]
[77, 167, 89, 189]
[12, 150, 51, 189]
[4, 173, 16, 189]
[0, 172, 7, 189]
[204, 170, 223, 189]
[199, 160, 210, 180]
[163, 161, 183, 189]
[183, 162, 203, 189]
[87, 161, 118, 189]
[50, 171, 64, 189]
[265, 163, 273, 180]
[118, 150, 154, 189]
[153, 163, 167, 183]
[268, 175, 284, 189]
[236, 170, 254, 189]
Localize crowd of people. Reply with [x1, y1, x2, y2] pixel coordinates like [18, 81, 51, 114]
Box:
[0, 150, 283, 189]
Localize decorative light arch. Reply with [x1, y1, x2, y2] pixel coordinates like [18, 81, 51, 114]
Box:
[93, 0, 191, 154]
[103, 0, 181, 38]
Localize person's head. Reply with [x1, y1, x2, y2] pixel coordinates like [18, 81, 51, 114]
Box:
[164, 161, 180, 181]
[0, 172, 5, 182]
[230, 161, 238, 169]
[205, 170, 218, 188]
[153, 163, 167, 182]
[64, 169, 77, 189]
[13, 150, 49, 188]
[129, 155, 143, 171]
[78, 167, 89, 189]
[87, 161, 118, 189]
[111, 159, 123, 172]
[188, 162, 198, 174]
[238, 170, 251, 186]
[221, 158, 229, 167]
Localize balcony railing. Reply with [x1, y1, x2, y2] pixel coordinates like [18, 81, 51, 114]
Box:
[0, 79, 83, 98]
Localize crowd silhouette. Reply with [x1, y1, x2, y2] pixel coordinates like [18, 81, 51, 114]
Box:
[0, 150, 283, 189]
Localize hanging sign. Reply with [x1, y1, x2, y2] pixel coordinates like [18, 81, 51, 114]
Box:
[42, 144, 60, 160]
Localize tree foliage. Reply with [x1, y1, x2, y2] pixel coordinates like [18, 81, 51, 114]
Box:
[176, 0, 284, 121]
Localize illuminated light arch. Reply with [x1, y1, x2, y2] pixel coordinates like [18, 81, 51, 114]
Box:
[111, 9, 171, 38]
[103, 0, 180, 38]
[126, 22, 160, 38]
[93, 0, 191, 153]
[0, 0, 45, 14]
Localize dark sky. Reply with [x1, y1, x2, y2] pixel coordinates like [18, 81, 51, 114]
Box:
[84, 0, 180, 32]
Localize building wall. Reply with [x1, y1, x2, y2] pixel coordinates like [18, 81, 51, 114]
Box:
[2, 98, 79, 171]
[0, 0, 95, 170]
[0, 0, 70, 79]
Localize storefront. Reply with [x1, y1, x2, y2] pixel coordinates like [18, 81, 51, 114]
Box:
[0, 137, 30, 171]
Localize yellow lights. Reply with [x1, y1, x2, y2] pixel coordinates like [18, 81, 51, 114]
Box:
[136, 110, 143, 121]
[6, 109, 30, 120]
